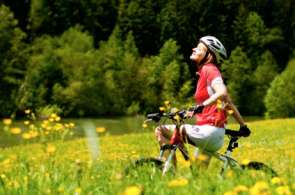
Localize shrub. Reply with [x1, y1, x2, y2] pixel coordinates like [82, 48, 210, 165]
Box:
[264, 59, 295, 118]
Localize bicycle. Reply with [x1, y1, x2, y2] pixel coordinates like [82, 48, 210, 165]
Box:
[125, 108, 278, 178]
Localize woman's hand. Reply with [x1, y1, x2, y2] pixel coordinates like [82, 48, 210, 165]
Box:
[186, 104, 205, 118]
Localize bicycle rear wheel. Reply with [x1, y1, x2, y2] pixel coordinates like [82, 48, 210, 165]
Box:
[124, 157, 164, 178]
[240, 161, 278, 177]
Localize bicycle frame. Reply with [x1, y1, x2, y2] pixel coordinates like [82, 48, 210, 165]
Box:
[153, 116, 243, 176]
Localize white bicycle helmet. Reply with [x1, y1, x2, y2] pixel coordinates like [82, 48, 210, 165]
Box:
[200, 36, 227, 64]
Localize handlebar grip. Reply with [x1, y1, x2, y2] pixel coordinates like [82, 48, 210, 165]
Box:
[147, 113, 162, 122]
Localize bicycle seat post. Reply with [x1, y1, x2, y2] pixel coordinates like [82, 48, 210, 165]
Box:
[225, 136, 239, 157]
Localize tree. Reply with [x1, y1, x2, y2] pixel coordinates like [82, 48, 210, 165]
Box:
[0, 5, 28, 116]
[264, 59, 295, 118]
[141, 39, 191, 112]
[250, 51, 279, 114]
[222, 47, 253, 114]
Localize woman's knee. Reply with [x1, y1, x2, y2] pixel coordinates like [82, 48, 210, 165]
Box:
[154, 126, 163, 137]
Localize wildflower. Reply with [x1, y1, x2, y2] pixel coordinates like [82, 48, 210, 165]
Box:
[226, 170, 234, 178]
[123, 185, 143, 195]
[3, 118, 12, 125]
[234, 185, 248, 193]
[24, 120, 30, 125]
[276, 186, 292, 195]
[159, 106, 165, 112]
[96, 127, 106, 133]
[58, 186, 64, 193]
[74, 187, 81, 195]
[24, 109, 31, 114]
[271, 177, 286, 185]
[167, 178, 188, 187]
[50, 113, 57, 119]
[241, 159, 250, 165]
[46, 144, 56, 155]
[142, 123, 148, 128]
[69, 123, 75, 128]
[249, 181, 270, 195]
[164, 100, 170, 106]
[29, 130, 38, 138]
[22, 133, 31, 140]
[55, 116, 61, 122]
[196, 154, 209, 162]
[10, 127, 22, 134]
[216, 99, 223, 110]
[227, 109, 234, 115]
[224, 191, 235, 195]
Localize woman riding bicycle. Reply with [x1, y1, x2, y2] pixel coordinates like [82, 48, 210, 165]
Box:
[155, 36, 250, 168]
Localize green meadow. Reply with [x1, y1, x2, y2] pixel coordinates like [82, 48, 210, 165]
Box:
[0, 116, 294, 195]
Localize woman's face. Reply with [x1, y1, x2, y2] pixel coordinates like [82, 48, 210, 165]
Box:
[190, 42, 208, 65]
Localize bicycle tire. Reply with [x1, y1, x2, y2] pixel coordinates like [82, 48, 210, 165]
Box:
[240, 161, 278, 177]
[124, 157, 164, 176]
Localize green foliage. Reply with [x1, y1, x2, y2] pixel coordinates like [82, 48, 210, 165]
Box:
[141, 39, 191, 112]
[0, 5, 28, 116]
[222, 47, 253, 113]
[265, 59, 295, 118]
[250, 51, 278, 114]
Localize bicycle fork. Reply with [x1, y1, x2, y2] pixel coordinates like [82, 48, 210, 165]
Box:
[162, 146, 177, 175]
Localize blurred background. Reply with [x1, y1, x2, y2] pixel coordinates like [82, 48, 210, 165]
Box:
[0, 0, 294, 119]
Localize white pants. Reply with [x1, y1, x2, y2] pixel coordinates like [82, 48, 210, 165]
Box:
[183, 124, 225, 153]
[156, 124, 225, 154]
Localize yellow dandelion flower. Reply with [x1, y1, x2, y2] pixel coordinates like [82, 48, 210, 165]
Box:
[29, 130, 38, 138]
[24, 109, 31, 114]
[69, 122, 75, 128]
[159, 106, 165, 112]
[24, 120, 30, 125]
[241, 159, 250, 165]
[1, 174, 6, 179]
[55, 116, 61, 122]
[226, 170, 234, 178]
[271, 177, 286, 185]
[123, 185, 143, 195]
[74, 187, 82, 194]
[167, 178, 188, 187]
[49, 118, 54, 122]
[58, 186, 64, 193]
[276, 186, 292, 195]
[227, 109, 234, 115]
[216, 99, 223, 110]
[173, 115, 181, 122]
[142, 123, 148, 128]
[196, 154, 209, 161]
[224, 191, 236, 195]
[234, 185, 248, 193]
[250, 181, 270, 195]
[46, 144, 56, 154]
[10, 127, 22, 134]
[50, 113, 57, 119]
[3, 118, 12, 125]
[164, 100, 170, 106]
[22, 133, 31, 139]
[96, 127, 106, 133]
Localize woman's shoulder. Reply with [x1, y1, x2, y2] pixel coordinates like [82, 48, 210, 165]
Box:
[202, 63, 220, 74]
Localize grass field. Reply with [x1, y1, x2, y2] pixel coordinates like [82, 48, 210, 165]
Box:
[0, 117, 294, 195]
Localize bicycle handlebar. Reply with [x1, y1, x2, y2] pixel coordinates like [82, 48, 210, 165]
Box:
[146, 107, 251, 138]
[146, 109, 188, 122]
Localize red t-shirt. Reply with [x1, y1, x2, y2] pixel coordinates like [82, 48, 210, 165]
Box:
[194, 63, 227, 127]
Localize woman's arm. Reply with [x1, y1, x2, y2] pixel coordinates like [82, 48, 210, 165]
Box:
[224, 94, 246, 126]
[202, 81, 246, 126]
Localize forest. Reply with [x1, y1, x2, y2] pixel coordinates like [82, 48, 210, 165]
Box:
[0, 0, 294, 118]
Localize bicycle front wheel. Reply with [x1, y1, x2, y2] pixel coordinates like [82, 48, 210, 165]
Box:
[124, 157, 164, 178]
